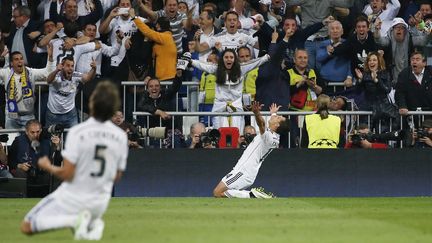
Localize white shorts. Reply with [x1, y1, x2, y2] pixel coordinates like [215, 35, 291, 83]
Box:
[24, 192, 108, 231]
[221, 170, 255, 190]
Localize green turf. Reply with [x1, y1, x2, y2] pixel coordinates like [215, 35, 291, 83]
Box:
[1, 197, 432, 243]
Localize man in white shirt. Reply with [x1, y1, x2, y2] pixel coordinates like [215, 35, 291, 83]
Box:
[0, 49, 55, 129]
[196, 11, 258, 53]
[212, 101, 289, 199]
[21, 81, 128, 241]
[45, 55, 96, 127]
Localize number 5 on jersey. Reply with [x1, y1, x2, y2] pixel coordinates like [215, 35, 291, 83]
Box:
[91, 145, 107, 177]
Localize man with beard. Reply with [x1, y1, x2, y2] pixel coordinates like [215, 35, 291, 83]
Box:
[45, 55, 96, 127]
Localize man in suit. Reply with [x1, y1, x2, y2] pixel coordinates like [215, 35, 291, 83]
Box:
[6, 5, 43, 68]
[395, 51, 432, 115]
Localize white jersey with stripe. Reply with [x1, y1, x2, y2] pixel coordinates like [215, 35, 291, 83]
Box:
[56, 118, 128, 206]
[232, 129, 279, 179]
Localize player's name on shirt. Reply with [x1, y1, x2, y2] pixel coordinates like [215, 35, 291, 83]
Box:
[85, 130, 124, 144]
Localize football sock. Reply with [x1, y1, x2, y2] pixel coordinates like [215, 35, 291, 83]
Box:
[31, 215, 77, 233]
[224, 189, 251, 198]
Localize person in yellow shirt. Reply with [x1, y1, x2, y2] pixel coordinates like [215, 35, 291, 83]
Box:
[130, 8, 177, 81]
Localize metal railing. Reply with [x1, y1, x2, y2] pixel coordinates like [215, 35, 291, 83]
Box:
[132, 110, 432, 148]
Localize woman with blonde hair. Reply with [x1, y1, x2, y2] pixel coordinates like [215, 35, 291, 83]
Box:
[301, 94, 341, 148]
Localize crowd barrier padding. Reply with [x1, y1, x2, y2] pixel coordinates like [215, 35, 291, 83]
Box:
[115, 149, 432, 197]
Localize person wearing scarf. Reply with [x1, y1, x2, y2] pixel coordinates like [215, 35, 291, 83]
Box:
[0, 47, 55, 128]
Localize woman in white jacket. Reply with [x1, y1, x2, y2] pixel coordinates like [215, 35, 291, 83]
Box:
[191, 48, 269, 130]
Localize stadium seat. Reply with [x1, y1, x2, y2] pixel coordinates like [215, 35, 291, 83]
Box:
[218, 127, 240, 148]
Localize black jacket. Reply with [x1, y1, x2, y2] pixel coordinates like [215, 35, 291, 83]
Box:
[49, 0, 103, 29]
[6, 19, 43, 68]
[137, 75, 182, 129]
[395, 66, 432, 111]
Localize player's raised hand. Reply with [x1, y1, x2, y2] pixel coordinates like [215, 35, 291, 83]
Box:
[251, 101, 263, 113]
[269, 103, 282, 114]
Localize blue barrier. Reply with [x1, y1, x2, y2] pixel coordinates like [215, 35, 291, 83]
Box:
[115, 149, 432, 197]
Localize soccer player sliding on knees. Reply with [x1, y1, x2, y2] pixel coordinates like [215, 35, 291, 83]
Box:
[212, 101, 289, 198]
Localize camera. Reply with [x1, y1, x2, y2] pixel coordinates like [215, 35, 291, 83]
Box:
[0, 134, 9, 143]
[239, 133, 256, 148]
[416, 128, 429, 139]
[351, 130, 403, 146]
[127, 126, 166, 142]
[117, 7, 130, 15]
[197, 129, 220, 148]
[40, 124, 65, 139]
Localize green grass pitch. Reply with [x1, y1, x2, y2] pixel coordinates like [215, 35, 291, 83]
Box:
[1, 197, 432, 243]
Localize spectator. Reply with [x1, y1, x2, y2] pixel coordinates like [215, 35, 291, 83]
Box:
[301, 94, 341, 148]
[363, 0, 401, 36]
[395, 51, 432, 115]
[193, 9, 221, 63]
[408, 2, 431, 28]
[49, 0, 103, 30]
[45, 55, 96, 128]
[237, 46, 258, 108]
[137, 70, 183, 148]
[196, 11, 258, 53]
[137, 0, 192, 54]
[333, 15, 379, 76]
[6, 6, 42, 68]
[0, 49, 55, 129]
[198, 50, 218, 124]
[316, 20, 353, 92]
[285, 0, 354, 70]
[191, 49, 270, 130]
[112, 110, 142, 149]
[185, 122, 206, 148]
[374, 17, 427, 86]
[50, 21, 100, 67]
[255, 16, 333, 69]
[131, 9, 177, 81]
[8, 119, 62, 197]
[0, 28, 10, 68]
[354, 51, 399, 129]
[344, 123, 388, 148]
[289, 49, 322, 111]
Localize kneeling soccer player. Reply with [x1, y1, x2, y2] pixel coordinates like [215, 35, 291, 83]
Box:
[20, 81, 128, 240]
[213, 101, 289, 198]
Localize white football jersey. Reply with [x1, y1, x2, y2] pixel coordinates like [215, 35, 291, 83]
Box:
[206, 30, 257, 51]
[232, 129, 279, 179]
[50, 38, 96, 66]
[47, 72, 83, 114]
[108, 16, 145, 46]
[56, 118, 128, 205]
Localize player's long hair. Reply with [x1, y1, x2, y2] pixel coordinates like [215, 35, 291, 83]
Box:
[216, 49, 241, 85]
[90, 81, 121, 122]
[316, 94, 331, 120]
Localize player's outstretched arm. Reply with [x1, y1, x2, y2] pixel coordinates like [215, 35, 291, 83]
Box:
[38, 156, 76, 181]
[252, 101, 265, 135]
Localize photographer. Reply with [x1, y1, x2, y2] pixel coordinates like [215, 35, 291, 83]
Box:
[185, 122, 206, 149]
[345, 124, 388, 149]
[412, 120, 432, 148]
[238, 125, 257, 149]
[8, 119, 62, 197]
